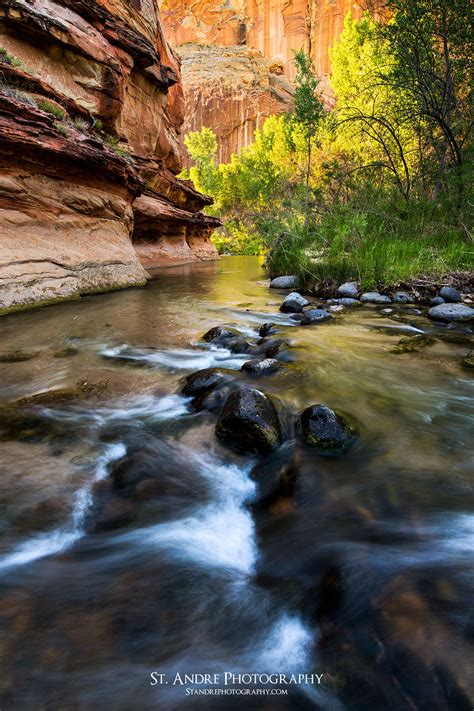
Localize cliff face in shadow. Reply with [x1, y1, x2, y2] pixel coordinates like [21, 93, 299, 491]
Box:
[0, 0, 220, 313]
[161, 0, 367, 160]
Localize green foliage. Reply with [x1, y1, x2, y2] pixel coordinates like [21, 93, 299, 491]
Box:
[71, 117, 89, 133]
[183, 5, 473, 287]
[53, 121, 68, 136]
[36, 99, 66, 120]
[0, 48, 22, 67]
[92, 118, 104, 132]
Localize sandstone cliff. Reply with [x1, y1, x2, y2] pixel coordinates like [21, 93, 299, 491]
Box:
[161, 0, 366, 160]
[0, 0, 220, 313]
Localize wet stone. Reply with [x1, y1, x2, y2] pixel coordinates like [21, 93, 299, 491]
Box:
[181, 368, 231, 397]
[430, 296, 445, 306]
[298, 404, 354, 453]
[280, 292, 309, 313]
[393, 292, 411, 304]
[215, 388, 283, 455]
[259, 322, 276, 337]
[202, 326, 240, 343]
[241, 358, 280, 376]
[301, 309, 332, 325]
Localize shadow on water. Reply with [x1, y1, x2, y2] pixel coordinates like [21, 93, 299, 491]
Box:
[0, 257, 473, 709]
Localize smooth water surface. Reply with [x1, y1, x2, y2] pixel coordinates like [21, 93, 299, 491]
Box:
[0, 257, 473, 710]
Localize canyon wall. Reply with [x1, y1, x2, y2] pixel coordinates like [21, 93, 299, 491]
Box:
[161, 0, 365, 161]
[0, 0, 219, 313]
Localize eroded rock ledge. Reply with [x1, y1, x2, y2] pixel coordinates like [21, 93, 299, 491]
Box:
[0, 0, 220, 312]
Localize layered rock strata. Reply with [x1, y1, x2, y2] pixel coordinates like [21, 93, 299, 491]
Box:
[0, 0, 219, 312]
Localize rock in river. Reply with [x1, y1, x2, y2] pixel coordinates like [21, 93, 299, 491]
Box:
[280, 292, 309, 313]
[360, 292, 392, 304]
[270, 275, 298, 289]
[298, 404, 354, 452]
[202, 326, 240, 344]
[301, 309, 333, 325]
[181, 368, 231, 396]
[216, 388, 283, 455]
[337, 281, 359, 298]
[428, 304, 474, 322]
[259, 322, 276, 337]
[241, 358, 280, 376]
[430, 296, 445, 306]
[439, 286, 462, 303]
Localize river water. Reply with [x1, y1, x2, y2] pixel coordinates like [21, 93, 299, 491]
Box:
[0, 256, 472, 710]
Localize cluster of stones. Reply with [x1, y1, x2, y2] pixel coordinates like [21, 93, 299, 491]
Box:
[179, 320, 355, 464]
[270, 277, 474, 323]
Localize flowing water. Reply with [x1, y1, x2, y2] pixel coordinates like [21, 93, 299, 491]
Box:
[0, 256, 473, 710]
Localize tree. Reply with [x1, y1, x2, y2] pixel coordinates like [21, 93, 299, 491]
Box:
[292, 49, 324, 227]
[382, 0, 473, 205]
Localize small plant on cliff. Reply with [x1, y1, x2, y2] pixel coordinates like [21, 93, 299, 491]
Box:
[71, 117, 89, 133]
[53, 121, 68, 136]
[0, 48, 22, 68]
[36, 98, 66, 120]
[92, 118, 104, 133]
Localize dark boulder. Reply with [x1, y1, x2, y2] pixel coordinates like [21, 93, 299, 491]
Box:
[298, 404, 354, 452]
[181, 368, 231, 397]
[192, 385, 235, 414]
[202, 326, 240, 343]
[230, 338, 253, 354]
[430, 296, 445, 306]
[301, 309, 332, 325]
[259, 322, 277, 337]
[216, 388, 283, 455]
[241, 358, 280, 376]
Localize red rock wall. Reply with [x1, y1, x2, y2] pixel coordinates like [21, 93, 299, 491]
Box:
[0, 0, 219, 312]
[161, 0, 366, 160]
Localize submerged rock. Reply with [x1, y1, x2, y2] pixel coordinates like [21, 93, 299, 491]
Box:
[53, 346, 79, 358]
[428, 303, 474, 322]
[301, 309, 332, 325]
[0, 350, 39, 363]
[241, 358, 280, 376]
[202, 326, 240, 343]
[439, 286, 462, 303]
[216, 388, 283, 455]
[329, 304, 344, 313]
[392, 335, 435, 353]
[270, 275, 298, 289]
[253, 337, 288, 358]
[462, 353, 474, 369]
[360, 292, 392, 304]
[298, 404, 354, 452]
[280, 292, 309, 313]
[337, 281, 359, 298]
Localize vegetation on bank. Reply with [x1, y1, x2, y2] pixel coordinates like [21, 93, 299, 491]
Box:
[181, 0, 473, 290]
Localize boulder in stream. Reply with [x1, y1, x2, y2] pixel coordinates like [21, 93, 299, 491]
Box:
[181, 368, 232, 397]
[280, 292, 309, 313]
[241, 358, 280, 376]
[216, 388, 283, 455]
[259, 322, 276, 337]
[298, 404, 354, 452]
[301, 309, 332, 325]
[428, 303, 474, 322]
[202, 326, 240, 344]
[393, 292, 411, 303]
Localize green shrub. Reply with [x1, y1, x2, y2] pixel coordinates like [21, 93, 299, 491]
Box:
[36, 98, 66, 120]
[53, 121, 68, 136]
[0, 48, 22, 67]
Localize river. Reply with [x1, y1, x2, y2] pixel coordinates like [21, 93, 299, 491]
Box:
[0, 256, 472, 710]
